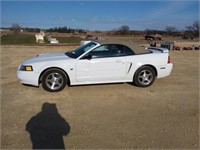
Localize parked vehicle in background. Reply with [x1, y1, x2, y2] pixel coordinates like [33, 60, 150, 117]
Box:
[145, 34, 162, 40]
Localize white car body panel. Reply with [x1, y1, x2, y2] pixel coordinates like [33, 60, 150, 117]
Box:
[17, 42, 173, 88]
[75, 56, 126, 83]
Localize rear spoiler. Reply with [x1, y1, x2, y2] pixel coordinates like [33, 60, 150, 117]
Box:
[146, 47, 169, 53]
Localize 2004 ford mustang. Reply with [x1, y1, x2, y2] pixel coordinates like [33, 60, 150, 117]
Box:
[17, 40, 173, 92]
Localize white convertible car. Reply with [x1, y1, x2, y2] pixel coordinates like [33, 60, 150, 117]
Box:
[17, 40, 173, 92]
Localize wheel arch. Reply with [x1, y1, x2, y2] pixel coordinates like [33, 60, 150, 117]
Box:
[39, 67, 70, 86]
[134, 64, 158, 78]
[133, 64, 157, 87]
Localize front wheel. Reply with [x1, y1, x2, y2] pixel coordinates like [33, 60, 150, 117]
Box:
[133, 66, 156, 87]
[42, 69, 67, 92]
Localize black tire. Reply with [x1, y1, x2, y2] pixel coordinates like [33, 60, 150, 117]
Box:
[42, 69, 67, 92]
[133, 66, 156, 87]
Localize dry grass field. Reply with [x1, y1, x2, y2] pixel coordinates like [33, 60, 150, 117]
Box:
[1, 38, 199, 149]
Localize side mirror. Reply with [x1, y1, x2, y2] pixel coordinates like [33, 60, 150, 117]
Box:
[82, 54, 92, 60]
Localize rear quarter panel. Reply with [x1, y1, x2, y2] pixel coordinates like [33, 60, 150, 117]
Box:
[125, 52, 169, 79]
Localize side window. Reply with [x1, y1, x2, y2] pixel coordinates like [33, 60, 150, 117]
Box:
[110, 45, 124, 56]
[90, 45, 111, 58]
[90, 44, 125, 58]
[124, 46, 135, 55]
[93, 45, 109, 52]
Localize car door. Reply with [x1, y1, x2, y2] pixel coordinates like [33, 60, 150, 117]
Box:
[75, 44, 127, 83]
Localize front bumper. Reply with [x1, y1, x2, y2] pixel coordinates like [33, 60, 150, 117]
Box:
[17, 70, 40, 86]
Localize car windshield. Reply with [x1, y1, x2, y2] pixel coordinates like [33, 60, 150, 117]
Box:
[65, 42, 97, 58]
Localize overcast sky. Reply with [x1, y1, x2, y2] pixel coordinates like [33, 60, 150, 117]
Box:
[1, 0, 199, 31]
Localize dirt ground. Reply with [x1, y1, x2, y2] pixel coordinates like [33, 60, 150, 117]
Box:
[1, 40, 199, 149]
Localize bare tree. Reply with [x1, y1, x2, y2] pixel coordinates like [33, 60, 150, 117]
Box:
[12, 23, 21, 34]
[186, 21, 200, 37]
[118, 25, 130, 35]
[165, 26, 178, 35]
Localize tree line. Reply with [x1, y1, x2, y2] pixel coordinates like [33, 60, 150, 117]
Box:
[8, 24, 87, 34]
[9, 20, 199, 37]
[46, 27, 86, 34]
[114, 21, 199, 37]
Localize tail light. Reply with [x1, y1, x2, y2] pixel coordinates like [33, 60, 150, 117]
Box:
[168, 56, 171, 64]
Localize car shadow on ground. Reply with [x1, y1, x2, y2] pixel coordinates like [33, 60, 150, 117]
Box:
[26, 102, 70, 149]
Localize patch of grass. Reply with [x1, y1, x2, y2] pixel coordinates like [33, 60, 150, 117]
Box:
[1, 34, 35, 45]
[1, 34, 83, 45]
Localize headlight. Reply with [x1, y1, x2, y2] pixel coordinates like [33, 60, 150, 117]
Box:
[19, 65, 33, 71]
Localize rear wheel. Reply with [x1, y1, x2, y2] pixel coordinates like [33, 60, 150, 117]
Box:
[42, 69, 67, 92]
[133, 66, 156, 87]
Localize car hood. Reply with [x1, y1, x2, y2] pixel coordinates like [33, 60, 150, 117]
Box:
[22, 52, 73, 64]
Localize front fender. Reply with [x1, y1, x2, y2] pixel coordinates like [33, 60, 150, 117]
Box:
[36, 63, 75, 85]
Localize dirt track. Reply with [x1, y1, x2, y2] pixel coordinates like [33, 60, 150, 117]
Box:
[1, 45, 199, 149]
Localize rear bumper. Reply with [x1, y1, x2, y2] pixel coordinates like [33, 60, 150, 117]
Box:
[157, 63, 173, 78]
[17, 70, 40, 86]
